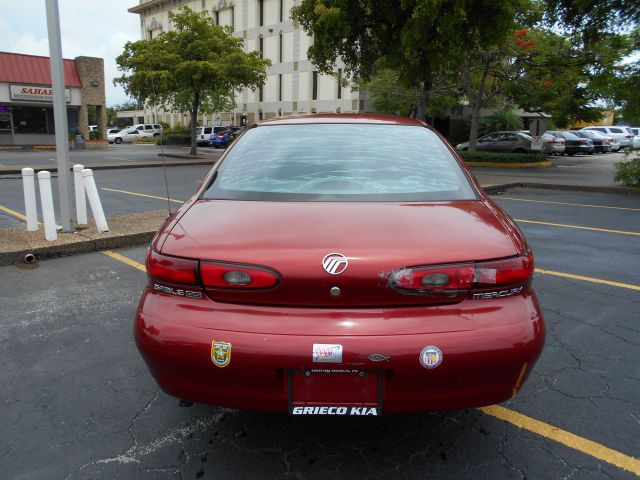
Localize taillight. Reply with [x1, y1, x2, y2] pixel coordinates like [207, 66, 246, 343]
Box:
[146, 249, 198, 284]
[390, 253, 533, 294]
[391, 264, 475, 291]
[200, 261, 280, 289]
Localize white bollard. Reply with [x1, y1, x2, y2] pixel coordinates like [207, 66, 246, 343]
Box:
[21, 168, 38, 231]
[81, 169, 109, 232]
[73, 164, 87, 225]
[37, 171, 58, 241]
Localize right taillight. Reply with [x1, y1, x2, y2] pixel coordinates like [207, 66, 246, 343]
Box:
[389, 252, 534, 295]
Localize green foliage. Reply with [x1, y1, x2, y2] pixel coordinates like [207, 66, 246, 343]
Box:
[155, 130, 191, 145]
[363, 69, 418, 116]
[115, 6, 270, 153]
[291, 0, 526, 119]
[611, 60, 640, 124]
[459, 150, 548, 163]
[480, 108, 524, 133]
[614, 154, 640, 188]
[88, 130, 102, 140]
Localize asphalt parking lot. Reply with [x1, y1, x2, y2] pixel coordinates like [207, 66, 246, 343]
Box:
[1, 187, 638, 479]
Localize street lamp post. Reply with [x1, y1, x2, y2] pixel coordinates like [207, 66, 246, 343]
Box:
[45, 0, 73, 232]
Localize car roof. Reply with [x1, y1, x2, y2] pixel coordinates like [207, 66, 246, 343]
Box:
[257, 113, 426, 127]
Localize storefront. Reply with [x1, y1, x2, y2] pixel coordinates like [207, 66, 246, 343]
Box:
[0, 52, 106, 146]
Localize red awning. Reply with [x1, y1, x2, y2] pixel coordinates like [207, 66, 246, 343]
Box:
[0, 51, 82, 87]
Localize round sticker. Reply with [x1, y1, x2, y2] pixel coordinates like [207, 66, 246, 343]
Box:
[419, 346, 443, 369]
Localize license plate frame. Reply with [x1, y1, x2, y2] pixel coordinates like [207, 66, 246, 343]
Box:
[287, 369, 383, 416]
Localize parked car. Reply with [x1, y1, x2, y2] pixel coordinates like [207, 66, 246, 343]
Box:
[581, 126, 633, 148]
[135, 114, 545, 415]
[196, 126, 230, 145]
[569, 130, 611, 153]
[625, 127, 640, 149]
[546, 131, 593, 155]
[456, 131, 533, 153]
[518, 131, 565, 155]
[107, 127, 153, 144]
[209, 128, 232, 148]
[129, 123, 164, 137]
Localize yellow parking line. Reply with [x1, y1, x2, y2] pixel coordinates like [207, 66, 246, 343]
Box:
[101, 250, 146, 272]
[0, 204, 28, 221]
[481, 405, 640, 476]
[494, 196, 640, 212]
[102, 248, 640, 475]
[101, 187, 183, 204]
[535, 268, 640, 292]
[515, 219, 640, 236]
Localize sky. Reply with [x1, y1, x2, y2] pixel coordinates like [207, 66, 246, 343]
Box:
[0, 1, 141, 107]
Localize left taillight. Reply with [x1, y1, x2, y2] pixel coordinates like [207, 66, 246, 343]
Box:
[146, 249, 198, 285]
[200, 261, 280, 289]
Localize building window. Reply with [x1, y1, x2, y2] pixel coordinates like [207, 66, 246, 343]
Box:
[337, 68, 342, 100]
[259, 36, 263, 58]
[258, 110, 263, 120]
[312, 71, 318, 100]
[279, 33, 283, 63]
[258, 0, 264, 27]
[231, 7, 235, 29]
[215, 10, 219, 25]
[278, 74, 282, 101]
[280, 0, 284, 22]
[259, 85, 263, 102]
[201, 0, 206, 9]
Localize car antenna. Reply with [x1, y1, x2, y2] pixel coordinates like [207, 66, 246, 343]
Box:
[150, 77, 173, 217]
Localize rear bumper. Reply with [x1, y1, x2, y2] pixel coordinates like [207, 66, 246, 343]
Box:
[135, 288, 545, 413]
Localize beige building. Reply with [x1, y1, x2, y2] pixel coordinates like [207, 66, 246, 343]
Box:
[128, 0, 365, 126]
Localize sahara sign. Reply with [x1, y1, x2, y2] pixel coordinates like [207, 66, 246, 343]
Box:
[10, 85, 71, 103]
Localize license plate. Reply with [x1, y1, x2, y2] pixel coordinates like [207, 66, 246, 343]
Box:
[287, 369, 382, 416]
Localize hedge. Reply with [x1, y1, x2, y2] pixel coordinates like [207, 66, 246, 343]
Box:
[155, 130, 191, 145]
[458, 150, 548, 163]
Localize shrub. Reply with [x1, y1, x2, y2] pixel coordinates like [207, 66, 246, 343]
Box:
[458, 150, 548, 163]
[88, 130, 102, 140]
[155, 130, 191, 145]
[614, 154, 640, 188]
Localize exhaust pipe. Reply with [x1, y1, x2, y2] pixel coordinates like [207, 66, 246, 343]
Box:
[24, 253, 36, 264]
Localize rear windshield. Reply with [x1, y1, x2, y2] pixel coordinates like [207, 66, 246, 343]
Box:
[202, 124, 476, 202]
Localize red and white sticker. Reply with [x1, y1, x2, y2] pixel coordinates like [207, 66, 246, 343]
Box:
[312, 344, 343, 363]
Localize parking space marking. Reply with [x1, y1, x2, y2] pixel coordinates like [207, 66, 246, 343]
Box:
[102, 250, 146, 272]
[0, 204, 28, 221]
[515, 218, 640, 236]
[535, 268, 640, 292]
[101, 187, 183, 204]
[493, 196, 640, 212]
[481, 406, 640, 476]
[101, 248, 640, 475]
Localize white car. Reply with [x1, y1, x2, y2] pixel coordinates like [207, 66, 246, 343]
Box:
[581, 126, 633, 148]
[108, 127, 154, 144]
[626, 127, 640, 149]
[129, 123, 163, 137]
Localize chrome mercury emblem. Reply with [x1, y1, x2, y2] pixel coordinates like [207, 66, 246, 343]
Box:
[322, 253, 348, 275]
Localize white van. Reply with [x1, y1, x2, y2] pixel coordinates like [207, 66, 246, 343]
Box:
[130, 123, 163, 137]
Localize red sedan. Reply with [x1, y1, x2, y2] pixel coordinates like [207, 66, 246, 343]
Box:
[135, 114, 544, 415]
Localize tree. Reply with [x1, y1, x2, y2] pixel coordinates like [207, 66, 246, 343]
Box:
[291, 0, 526, 121]
[115, 6, 270, 154]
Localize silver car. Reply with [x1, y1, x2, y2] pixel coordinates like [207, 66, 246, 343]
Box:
[456, 131, 533, 153]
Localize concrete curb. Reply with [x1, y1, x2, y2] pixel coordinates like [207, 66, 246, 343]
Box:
[0, 230, 156, 266]
[466, 160, 552, 168]
[0, 158, 216, 175]
[482, 182, 640, 195]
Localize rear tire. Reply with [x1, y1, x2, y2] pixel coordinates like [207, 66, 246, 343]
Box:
[114, 137, 122, 144]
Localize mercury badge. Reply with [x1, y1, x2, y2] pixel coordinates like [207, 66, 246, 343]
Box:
[322, 253, 348, 275]
[419, 346, 443, 369]
[211, 340, 232, 368]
